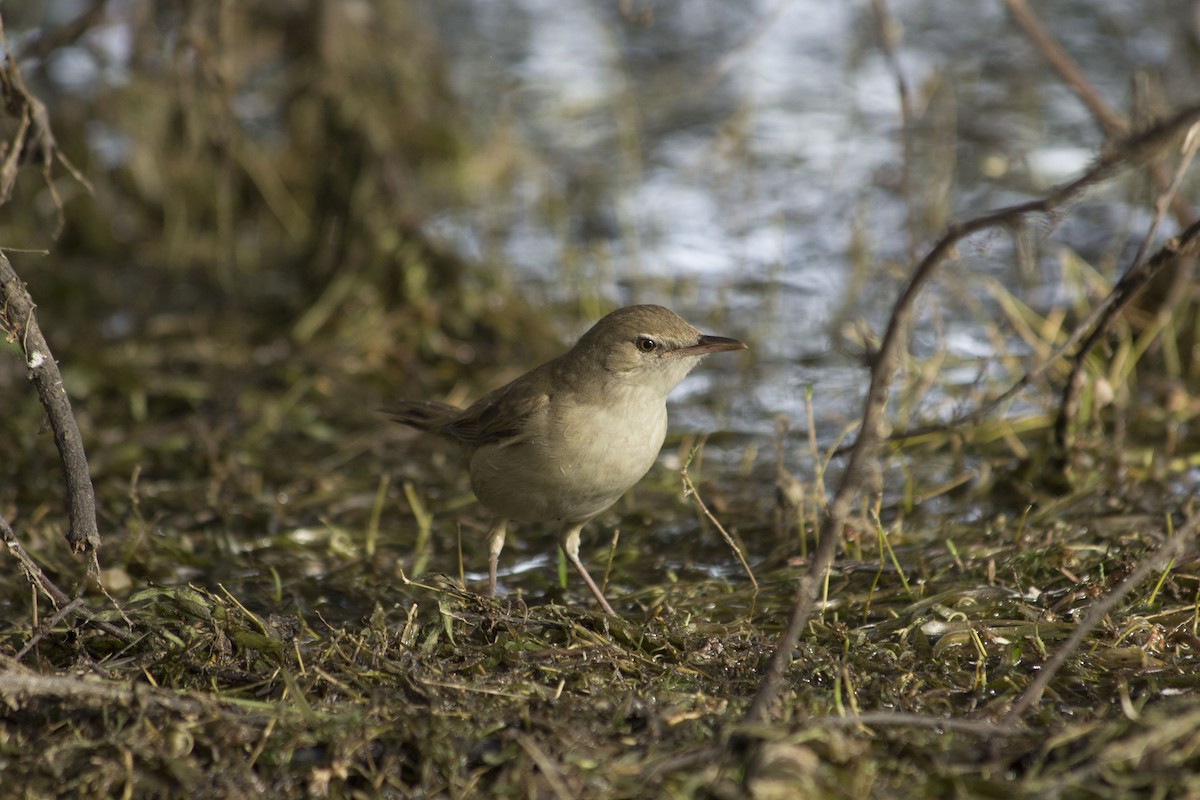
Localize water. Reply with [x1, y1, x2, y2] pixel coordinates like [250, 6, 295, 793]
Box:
[413, 0, 1200, 505]
[18, 0, 1198, 568]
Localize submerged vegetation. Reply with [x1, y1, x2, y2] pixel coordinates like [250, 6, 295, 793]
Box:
[2, 1, 1200, 797]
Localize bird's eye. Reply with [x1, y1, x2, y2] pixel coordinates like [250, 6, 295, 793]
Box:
[636, 336, 657, 353]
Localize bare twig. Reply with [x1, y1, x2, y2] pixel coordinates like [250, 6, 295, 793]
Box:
[0, 15, 95, 233]
[16, 0, 109, 63]
[682, 441, 758, 592]
[840, 107, 1200, 454]
[0, 12, 101, 556]
[14, 597, 86, 661]
[883, 195, 1200, 454]
[0, 664, 264, 718]
[1002, 0, 1126, 137]
[1056, 130, 1195, 455]
[0, 251, 101, 555]
[0, 510, 132, 645]
[869, 0, 917, 262]
[1003, 511, 1198, 724]
[0, 511, 74, 608]
[1055, 217, 1200, 450]
[744, 102, 1200, 725]
[804, 710, 1024, 737]
[1003, 0, 1197, 349]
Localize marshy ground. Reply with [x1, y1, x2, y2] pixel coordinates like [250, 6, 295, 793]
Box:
[2, 1, 1200, 797]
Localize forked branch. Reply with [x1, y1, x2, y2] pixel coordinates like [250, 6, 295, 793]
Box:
[745, 102, 1200, 725]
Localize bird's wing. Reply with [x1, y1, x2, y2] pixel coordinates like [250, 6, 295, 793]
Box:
[444, 379, 550, 446]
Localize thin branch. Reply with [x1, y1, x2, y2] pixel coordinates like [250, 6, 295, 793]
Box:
[1003, 0, 1197, 325]
[14, 596, 86, 661]
[682, 441, 758, 592]
[1055, 214, 1200, 450]
[1002, 0, 1126, 136]
[16, 0, 110, 63]
[0, 663, 261, 718]
[0, 511, 73, 608]
[0, 250, 101, 555]
[744, 102, 1200, 725]
[869, 0, 917, 262]
[832, 106, 1200, 455]
[1003, 511, 1198, 724]
[0, 13, 101, 555]
[882, 167, 1200, 454]
[0, 13, 95, 233]
[0, 510, 132, 645]
[805, 710, 1024, 737]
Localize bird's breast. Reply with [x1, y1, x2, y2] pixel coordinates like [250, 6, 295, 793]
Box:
[468, 393, 669, 523]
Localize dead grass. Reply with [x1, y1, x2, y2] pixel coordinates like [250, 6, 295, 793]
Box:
[4, 315, 1199, 797]
[3, 2, 1200, 797]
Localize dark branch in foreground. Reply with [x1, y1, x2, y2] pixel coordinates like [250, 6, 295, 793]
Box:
[1055, 153, 1200, 451]
[877, 197, 1200, 455]
[0, 13, 100, 557]
[744, 101, 1200, 729]
[0, 251, 101, 556]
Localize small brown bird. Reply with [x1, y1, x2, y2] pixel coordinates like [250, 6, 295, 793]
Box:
[385, 305, 746, 615]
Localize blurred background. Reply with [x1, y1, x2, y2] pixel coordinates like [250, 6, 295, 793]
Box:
[5, 5, 1200, 794]
[1, 0, 1198, 589]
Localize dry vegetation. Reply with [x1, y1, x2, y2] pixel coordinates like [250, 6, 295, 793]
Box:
[2, 2, 1200, 798]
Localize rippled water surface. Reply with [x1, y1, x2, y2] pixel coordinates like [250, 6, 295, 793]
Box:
[419, 0, 1197, 462]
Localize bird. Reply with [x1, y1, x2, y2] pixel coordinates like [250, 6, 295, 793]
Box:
[384, 304, 746, 615]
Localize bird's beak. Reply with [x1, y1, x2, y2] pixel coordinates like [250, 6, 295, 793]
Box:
[675, 334, 747, 356]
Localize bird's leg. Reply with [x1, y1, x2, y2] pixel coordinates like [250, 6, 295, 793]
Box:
[486, 518, 507, 596]
[559, 520, 618, 616]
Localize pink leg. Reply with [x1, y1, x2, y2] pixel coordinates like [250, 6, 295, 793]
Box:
[560, 520, 618, 616]
[486, 519, 507, 596]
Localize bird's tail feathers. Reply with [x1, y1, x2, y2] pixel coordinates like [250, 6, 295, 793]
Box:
[381, 400, 462, 434]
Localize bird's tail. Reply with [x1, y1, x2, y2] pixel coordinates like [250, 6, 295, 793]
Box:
[381, 400, 462, 435]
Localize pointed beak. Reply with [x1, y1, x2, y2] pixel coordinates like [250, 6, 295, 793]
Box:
[674, 334, 747, 357]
